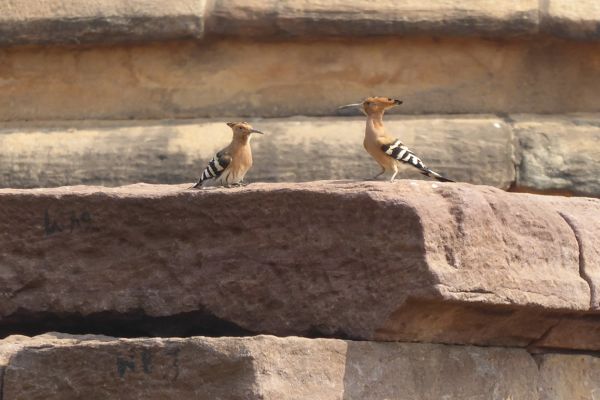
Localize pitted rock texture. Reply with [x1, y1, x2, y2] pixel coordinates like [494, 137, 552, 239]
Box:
[0, 181, 598, 349]
[0, 333, 539, 400]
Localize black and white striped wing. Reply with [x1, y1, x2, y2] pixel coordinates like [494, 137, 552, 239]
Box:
[382, 139, 426, 169]
[193, 151, 232, 188]
[381, 139, 455, 182]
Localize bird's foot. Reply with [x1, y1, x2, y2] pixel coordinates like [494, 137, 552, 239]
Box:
[229, 181, 248, 187]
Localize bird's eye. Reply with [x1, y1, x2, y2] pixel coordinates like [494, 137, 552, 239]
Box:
[365, 102, 371, 106]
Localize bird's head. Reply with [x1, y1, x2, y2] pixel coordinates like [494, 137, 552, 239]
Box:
[226, 122, 265, 140]
[338, 96, 403, 116]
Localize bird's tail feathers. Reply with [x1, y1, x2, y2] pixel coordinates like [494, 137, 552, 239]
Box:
[422, 168, 455, 183]
[189, 179, 204, 189]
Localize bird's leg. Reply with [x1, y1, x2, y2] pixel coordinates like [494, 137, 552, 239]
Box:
[389, 165, 399, 182]
[368, 166, 386, 181]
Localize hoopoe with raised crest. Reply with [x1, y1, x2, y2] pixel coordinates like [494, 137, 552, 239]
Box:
[339, 97, 454, 183]
[192, 122, 264, 188]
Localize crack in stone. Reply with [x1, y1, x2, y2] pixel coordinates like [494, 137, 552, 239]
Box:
[558, 212, 595, 309]
[526, 319, 562, 352]
[0, 310, 254, 340]
[503, 116, 520, 191]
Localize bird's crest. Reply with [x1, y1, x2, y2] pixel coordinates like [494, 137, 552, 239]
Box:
[226, 121, 250, 129]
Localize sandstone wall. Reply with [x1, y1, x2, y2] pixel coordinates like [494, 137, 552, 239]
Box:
[4, 333, 600, 399]
[1, 2, 600, 398]
[0, 0, 598, 196]
[0, 334, 542, 400]
[0, 182, 599, 398]
[1, 38, 600, 120]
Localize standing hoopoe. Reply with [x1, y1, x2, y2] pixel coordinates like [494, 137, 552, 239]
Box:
[339, 97, 454, 183]
[192, 122, 264, 188]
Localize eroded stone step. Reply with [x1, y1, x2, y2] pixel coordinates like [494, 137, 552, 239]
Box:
[0, 116, 515, 190]
[1, 333, 599, 400]
[2, 115, 598, 196]
[2, 38, 600, 120]
[0, 333, 541, 400]
[0, 181, 598, 350]
[2, 0, 600, 47]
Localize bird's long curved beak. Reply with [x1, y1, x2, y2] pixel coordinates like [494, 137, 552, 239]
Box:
[337, 103, 363, 110]
[250, 129, 264, 135]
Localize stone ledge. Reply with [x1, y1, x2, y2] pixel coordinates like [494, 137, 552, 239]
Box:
[0, 0, 205, 46]
[2, 333, 600, 399]
[0, 334, 539, 400]
[206, 0, 539, 39]
[1, 0, 600, 47]
[0, 116, 515, 190]
[0, 181, 599, 349]
[2, 40, 599, 119]
[2, 115, 599, 198]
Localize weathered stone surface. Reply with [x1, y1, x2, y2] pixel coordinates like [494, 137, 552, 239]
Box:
[513, 195, 600, 351]
[3, 0, 600, 44]
[0, 182, 598, 349]
[2, 38, 600, 120]
[542, 0, 600, 40]
[0, 333, 539, 400]
[0, 116, 514, 189]
[536, 353, 600, 400]
[0, 0, 205, 46]
[0, 333, 77, 398]
[207, 0, 538, 38]
[514, 114, 600, 198]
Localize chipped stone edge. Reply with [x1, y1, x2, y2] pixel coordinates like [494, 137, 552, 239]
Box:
[558, 213, 597, 309]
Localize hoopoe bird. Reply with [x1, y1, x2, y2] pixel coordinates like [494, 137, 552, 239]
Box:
[339, 97, 454, 183]
[192, 122, 264, 188]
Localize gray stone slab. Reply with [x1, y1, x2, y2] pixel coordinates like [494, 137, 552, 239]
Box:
[513, 114, 600, 197]
[0, 116, 515, 189]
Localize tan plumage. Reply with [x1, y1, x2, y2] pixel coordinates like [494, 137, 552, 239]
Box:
[339, 97, 454, 183]
[192, 122, 264, 188]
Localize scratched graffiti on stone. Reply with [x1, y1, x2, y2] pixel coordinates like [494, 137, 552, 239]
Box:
[115, 348, 179, 381]
[43, 209, 93, 236]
